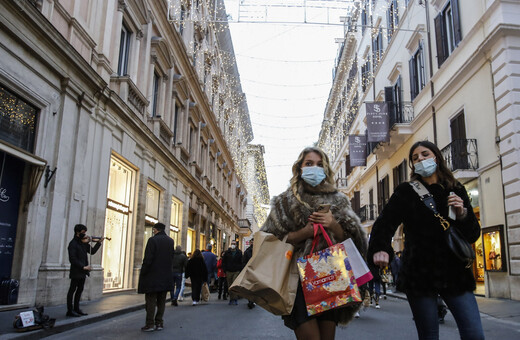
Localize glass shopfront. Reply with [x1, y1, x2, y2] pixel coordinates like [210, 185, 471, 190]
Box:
[482, 225, 506, 272]
[169, 197, 182, 247]
[143, 184, 160, 259]
[102, 157, 136, 291]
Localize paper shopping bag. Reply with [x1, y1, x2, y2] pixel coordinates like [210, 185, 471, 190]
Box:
[297, 224, 362, 316]
[201, 282, 210, 302]
[229, 231, 299, 315]
[341, 238, 373, 286]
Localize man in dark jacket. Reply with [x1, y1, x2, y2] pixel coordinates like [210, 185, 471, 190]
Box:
[242, 238, 255, 309]
[67, 224, 104, 317]
[202, 243, 217, 287]
[170, 245, 187, 306]
[138, 223, 174, 332]
[222, 240, 243, 306]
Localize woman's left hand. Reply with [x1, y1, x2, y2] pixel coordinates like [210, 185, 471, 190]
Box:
[308, 211, 344, 241]
[448, 192, 468, 220]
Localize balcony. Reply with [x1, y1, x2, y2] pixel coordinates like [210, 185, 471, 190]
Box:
[336, 177, 348, 189]
[237, 218, 252, 236]
[359, 204, 378, 223]
[441, 139, 479, 182]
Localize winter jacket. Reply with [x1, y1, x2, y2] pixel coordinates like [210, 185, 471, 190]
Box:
[68, 236, 101, 279]
[185, 256, 208, 283]
[222, 249, 243, 272]
[138, 231, 174, 294]
[217, 259, 226, 278]
[242, 245, 253, 267]
[367, 180, 480, 296]
[260, 180, 367, 326]
[202, 250, 217, 275]
[172, 250, 188, 273]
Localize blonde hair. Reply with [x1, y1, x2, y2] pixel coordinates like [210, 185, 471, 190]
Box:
[290, 147, 335, 208]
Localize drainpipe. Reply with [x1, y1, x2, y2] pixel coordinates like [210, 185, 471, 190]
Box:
[424, 0, 438, 144]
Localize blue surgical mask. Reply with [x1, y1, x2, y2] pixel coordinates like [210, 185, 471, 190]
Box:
[301, 166, 326, 187]
[414, 158, 437, 177]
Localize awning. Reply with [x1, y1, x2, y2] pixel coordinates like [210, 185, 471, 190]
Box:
[0, 139, 47, 204]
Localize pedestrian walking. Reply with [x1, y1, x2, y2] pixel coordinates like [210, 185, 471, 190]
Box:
[137, 222, 174, 332]
[260, 146, 366, 340]
[242, 238, 255, 309]
[390, 251, 402, 291]
[368, 263, 382, 309]
[202, 243, 217, 287]
[170, 245, 188, 306]
[222, 240, 243, 306]
[216, 251, 228, 300]
[369, 140, 484, 340]
[185, 249, 208, 306]
[66, 224, 104, 317]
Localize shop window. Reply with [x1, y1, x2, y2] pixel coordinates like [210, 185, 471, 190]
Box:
[187, 228, 195, 255]
[170, 196, 182, 247]
[0, 85, 38, 152]
[482, 225, 506, 272]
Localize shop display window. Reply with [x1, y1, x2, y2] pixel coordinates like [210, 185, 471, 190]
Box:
[170, 197, 182, 246]
[482, 225, 506, 272]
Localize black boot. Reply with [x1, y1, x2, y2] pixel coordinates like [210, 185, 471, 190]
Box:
[66, 310, 80, 317]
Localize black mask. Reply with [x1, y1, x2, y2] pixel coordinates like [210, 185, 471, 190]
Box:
[79, 233, 86, 239]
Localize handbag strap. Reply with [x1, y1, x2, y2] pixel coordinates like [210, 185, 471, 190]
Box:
[409, 180, 451, 231]
[310, 223, 333, 254]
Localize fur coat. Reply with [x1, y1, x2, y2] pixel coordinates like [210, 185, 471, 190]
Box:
[261, 181, 367, 325]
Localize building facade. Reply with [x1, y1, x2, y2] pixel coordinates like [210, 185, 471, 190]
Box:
[0, 0, 263, 307]
[318, 0, 520, 300]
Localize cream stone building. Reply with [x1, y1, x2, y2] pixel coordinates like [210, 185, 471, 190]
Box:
[0, 0, 266, 307]
[318, 0, 519, 300]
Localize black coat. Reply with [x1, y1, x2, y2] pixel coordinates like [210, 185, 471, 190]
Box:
[185, 257, 208, 284]
[222, 249, 243, 272]
[138, 231, 174, 294]
[242, 245, 253, 266]
[68, 236, 101, 279]
[368, 180, 480, 296]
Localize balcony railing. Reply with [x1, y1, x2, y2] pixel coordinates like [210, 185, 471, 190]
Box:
[336, 178, 348, 188]
[389, 101, 415, 127]
[359, 204, 378, 223]
[441, 139, 478, 171]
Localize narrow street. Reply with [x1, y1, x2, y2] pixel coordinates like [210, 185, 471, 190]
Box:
[44, 294, 520, 340]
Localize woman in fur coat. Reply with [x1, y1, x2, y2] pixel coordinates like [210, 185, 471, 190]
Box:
[368, 141, 484, 340]
[261, 147, 366, 340]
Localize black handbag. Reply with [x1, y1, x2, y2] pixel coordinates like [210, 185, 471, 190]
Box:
[409, 181, 475, 268]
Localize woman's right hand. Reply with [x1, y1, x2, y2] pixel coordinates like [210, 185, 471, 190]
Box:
[373, 251, 389, 268]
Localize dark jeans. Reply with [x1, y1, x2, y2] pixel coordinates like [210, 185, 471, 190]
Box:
[191, 279, 202, 302]
[369, 279, 381, 299]
[145, 291, 167, 327]
[406, 291, 485, 340]
[67, 278, 86, 311]
[218, 277, 228, 297]
[170, 272, 183, 300]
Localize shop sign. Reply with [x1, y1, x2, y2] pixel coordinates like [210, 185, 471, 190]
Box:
[107, 199, 130, 214]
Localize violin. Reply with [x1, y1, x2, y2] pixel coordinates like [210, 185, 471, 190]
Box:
[89, 236, 111, 242]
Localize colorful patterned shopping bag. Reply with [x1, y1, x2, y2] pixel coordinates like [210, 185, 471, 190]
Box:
[297, 224, 362, 316]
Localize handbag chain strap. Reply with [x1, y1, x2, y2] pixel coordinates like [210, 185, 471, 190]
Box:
[409, 181, 451, 231]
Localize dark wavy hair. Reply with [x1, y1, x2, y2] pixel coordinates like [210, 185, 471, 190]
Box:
[408, 140, 458, 189]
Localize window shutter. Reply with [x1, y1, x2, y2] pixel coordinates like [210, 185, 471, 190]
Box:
[409, 57, 417, 100]
[346, 154, 351, 175]
[451, 0, 462, 45]
[434, 13, 446, 67]
[419, 42, 426, 89]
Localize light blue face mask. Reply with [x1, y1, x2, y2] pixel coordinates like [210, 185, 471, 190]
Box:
[414, 158, 437, 177]
[301, 166, 326, 187]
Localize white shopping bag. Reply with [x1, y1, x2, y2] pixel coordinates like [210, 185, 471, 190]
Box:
[341, 238, 373, 286]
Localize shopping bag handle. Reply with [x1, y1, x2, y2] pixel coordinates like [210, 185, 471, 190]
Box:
[310, 223, 333, 253]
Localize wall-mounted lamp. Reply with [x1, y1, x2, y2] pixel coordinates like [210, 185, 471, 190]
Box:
[222, 162, 227, 167]
[199, 122, 207, 128]
[190, 161, 197, 165]
[44, 165, 57, 188]
[208, 139, 215, 144]
[216, 151, 222, 157]
[189, 101, 197, 108]
[172, 73, 183, 81]
[236, 184, 241, 188]
[227, 171, 232, 176]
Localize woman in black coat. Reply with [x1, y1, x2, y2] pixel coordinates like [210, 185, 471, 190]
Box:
[185, 249, 208, 306]
[368, 141, 484, 340]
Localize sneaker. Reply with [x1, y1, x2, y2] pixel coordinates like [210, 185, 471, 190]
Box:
[375, 304, 381, 309]
[141, 325, 155, 332]
[178, 296, 184, 301]
[228, 300, 233, 305]
[155, 324, 164, 331]
[192, 301, 198, 306]
[247, 301, 255, 309]
[354, 312, 360, 318]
